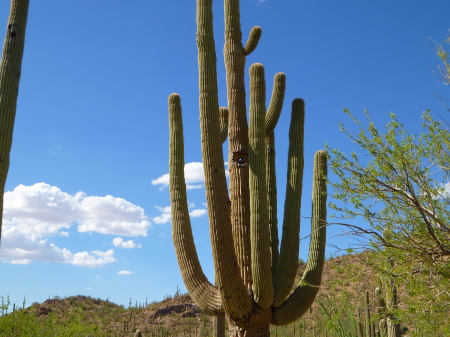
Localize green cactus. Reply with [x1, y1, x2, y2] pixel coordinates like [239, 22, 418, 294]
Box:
[379, 319, 387, 337]
[0, 0, 29, 238]
[375, 285, 402, 337]
[376, 232, 402, 337]
[365, 290, 373, 337]
[168, 0, 327, 335]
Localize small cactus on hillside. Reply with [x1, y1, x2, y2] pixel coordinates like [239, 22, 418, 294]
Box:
[375, 285, 402, 337]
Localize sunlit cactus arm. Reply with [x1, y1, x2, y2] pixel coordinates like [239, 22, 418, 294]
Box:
[168, 94, 223, 316]
[0, 0, 29, 237]
[264, 72, 286, 272]
[272, 98, 305, 307]
[224, 0, 253, 290]
[219, 107, 228, 143]
[243, 26, 262, 56]
[197, 0, 253, 321]
[248, 63, 273, 309]
[272, 150, 327, 325]
[265, 73, 286, 133]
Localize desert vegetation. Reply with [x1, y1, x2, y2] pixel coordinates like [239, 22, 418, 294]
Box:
[0, 0, 448, 336]
[0, 252, 448, 336]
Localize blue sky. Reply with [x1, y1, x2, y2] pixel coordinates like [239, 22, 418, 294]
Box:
[0, 0, 448, 308]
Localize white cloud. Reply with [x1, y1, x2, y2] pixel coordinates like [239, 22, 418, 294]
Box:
[117, 270, 133, 275]
[76, 195, 150, 236]
[152, 205, 171, 224]
[0, 238, 116, 268]
[152, 162, 229, 190]
[10, 259, 31, 265]
[152, 203, 207, 224]
[3, 183, 151, 237]
[152, 212, 171, 225]
[151, 174, 169, 190]
[71, 249, 116, 268]
[189, 209, 207, 218]
[156, 206, 171, 213]
[443, 182, 450, 197]
[0, 183, 150, 267]
[112, 237, 141, 249]
[152, 162, 204, 190]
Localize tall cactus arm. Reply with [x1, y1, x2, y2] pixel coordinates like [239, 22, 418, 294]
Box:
[272, 99, 305, 307]
[265, 72, 286, 133]
[243, 26, 262, 56]
[219, 107, 228, 143]
[224, 0, 253, 290]
[197, 0, 253, 322]
[272, 150, 327, 325]
[265, 72, 286, 272]
[0, 0, 29, 237]
[249, 63, 273, 309]
[168, 94, 223, 316]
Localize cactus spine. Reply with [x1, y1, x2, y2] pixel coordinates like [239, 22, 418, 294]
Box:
[168, 0, 327, 335]
[0, 0, 29, 237]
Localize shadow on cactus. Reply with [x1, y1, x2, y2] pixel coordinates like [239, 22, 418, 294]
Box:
[168, 0, 327, 335]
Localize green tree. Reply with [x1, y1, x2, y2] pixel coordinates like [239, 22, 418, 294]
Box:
[436, 31, 450, 86]
[0, 0, 29, 237]
[327, 109, 450, 334]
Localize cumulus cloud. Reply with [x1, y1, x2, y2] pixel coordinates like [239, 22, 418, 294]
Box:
[189, 209, 207, 218]
[76, 195, 150, 236]
[152, 162, 204, 190]
[0, 238, 116, 268]
[112, 237, 141, 249]
[152, 162, 229, 191]
[71, 249, 116, 268]
[152, 203, 207, 225]
[152, 206, 172, 224]
[117, 270, 133, 275]
[0, 183, 151, 267]
[152, 213, 171, 225]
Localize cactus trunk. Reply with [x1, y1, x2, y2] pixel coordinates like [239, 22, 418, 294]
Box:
[213, 315, 226, 337]
[168, 0, 327, 335]
[0, 0, 29, 238]
[227, 307, 271, 337]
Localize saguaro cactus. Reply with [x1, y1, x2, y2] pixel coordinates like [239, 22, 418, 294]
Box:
[168, 0, 327, 335]
[0, 0, 29, 237]
[375, 284, 402, 337]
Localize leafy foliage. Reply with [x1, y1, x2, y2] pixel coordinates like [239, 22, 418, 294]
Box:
[436, 31, 450, 86]
[326, 109, 450, 335]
